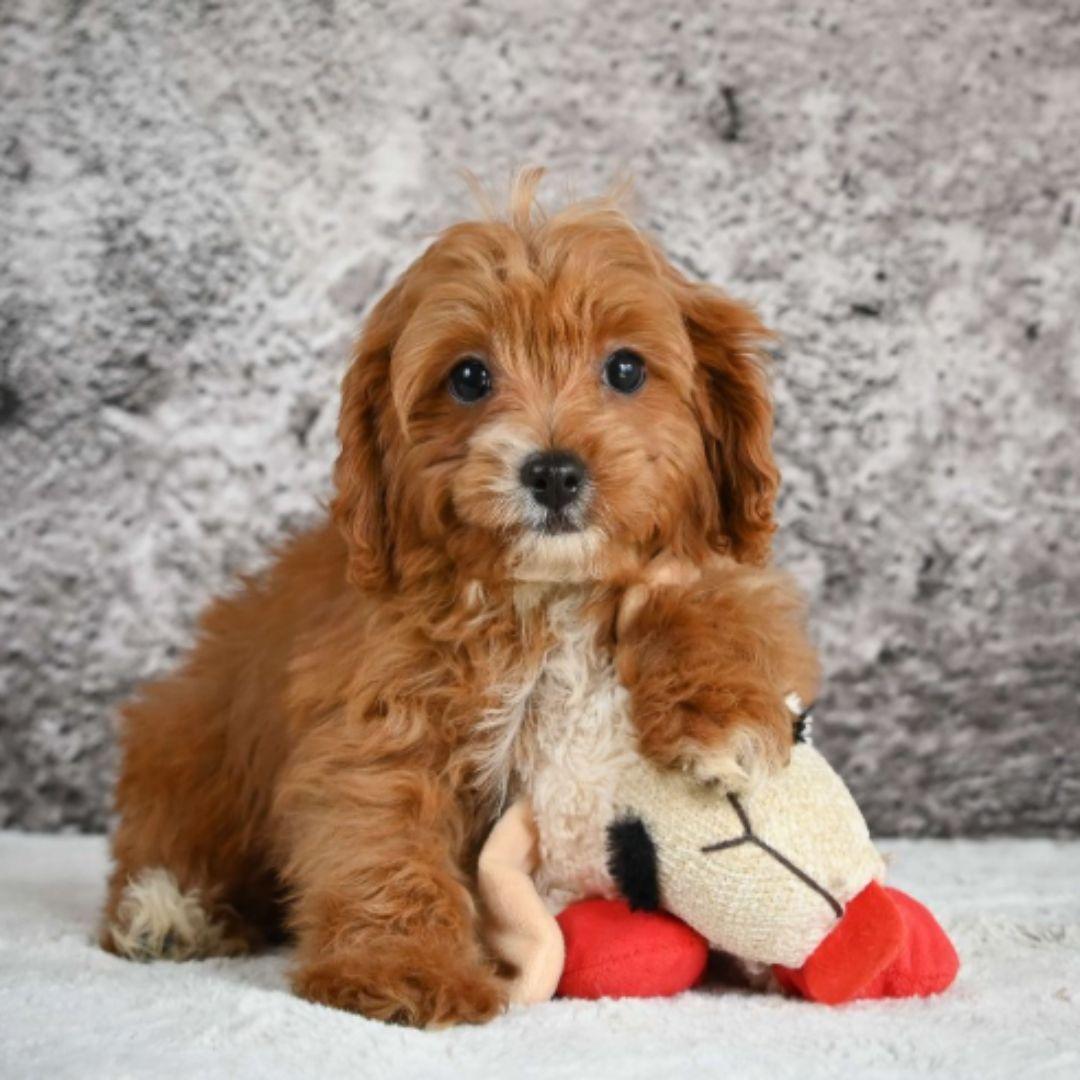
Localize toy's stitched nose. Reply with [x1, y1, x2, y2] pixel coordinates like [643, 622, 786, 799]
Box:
[520, 451, 587, 513]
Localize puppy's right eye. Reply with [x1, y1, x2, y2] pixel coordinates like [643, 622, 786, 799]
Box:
[448, 358, 492, 404]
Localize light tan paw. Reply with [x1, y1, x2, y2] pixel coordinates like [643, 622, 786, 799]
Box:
[684, 724, 788, 794]
[104, 868, 242, 961]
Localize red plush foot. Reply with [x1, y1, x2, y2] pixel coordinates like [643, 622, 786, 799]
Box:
[863, 887, 960, 999]
[773, 883, 959, 1004]
[555, 898, 708, 1000]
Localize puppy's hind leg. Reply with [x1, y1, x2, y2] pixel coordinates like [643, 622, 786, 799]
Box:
[101, 665, 282, 962]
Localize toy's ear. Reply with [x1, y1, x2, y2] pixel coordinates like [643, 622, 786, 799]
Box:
[606, 816, 661, 912]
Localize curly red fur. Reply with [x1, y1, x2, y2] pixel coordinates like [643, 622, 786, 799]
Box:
[102, 170, 818, 1026]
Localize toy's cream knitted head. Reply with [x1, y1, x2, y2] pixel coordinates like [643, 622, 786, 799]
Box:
[607, 739, 885, 969]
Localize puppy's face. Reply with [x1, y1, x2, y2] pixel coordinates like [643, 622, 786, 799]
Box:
[391, 214, 715, 585]
[334, 189, 778, 590]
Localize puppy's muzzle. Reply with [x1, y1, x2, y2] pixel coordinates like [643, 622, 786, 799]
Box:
[519, 450, 588, 528]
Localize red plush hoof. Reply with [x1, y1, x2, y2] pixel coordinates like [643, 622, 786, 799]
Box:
[773, 882, 959, 1005]
[866, 887, 960, 999]
[555, 897, 708, 1000]
[773, 880, 904, 1004]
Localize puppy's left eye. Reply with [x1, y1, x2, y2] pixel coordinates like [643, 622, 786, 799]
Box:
[603, 349, 646, 394]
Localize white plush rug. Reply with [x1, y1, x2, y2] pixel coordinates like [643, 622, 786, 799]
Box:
[1, 833, 1077, 1079]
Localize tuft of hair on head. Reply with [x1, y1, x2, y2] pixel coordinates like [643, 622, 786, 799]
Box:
[508, 165, 548, 234]
[459, 166, 640, 239]
[602, 168, 638, 215]
[459, 165, 548, 232]
[458, 167, 500, 222]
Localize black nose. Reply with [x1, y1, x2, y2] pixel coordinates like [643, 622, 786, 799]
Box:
[520, 451, 587, 513]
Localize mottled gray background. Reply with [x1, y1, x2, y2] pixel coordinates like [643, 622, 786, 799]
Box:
[2, 0, 1078, 835]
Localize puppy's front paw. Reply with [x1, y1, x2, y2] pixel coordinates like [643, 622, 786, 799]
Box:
[682, 722, 789, 794]
[617, 561, 812, 797]
[294, 947, 507, 1028]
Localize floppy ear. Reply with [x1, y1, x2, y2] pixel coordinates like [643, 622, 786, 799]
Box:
[606, 815, 661, 912]
[331, 286, 404, 590]
[676, 279, 779, 566]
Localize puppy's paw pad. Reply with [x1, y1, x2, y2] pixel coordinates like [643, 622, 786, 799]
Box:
[686, 727, 786, 793]
[689, 750, 752, 792]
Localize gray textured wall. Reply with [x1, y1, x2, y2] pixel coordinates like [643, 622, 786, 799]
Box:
[2, 0, 1078, 835]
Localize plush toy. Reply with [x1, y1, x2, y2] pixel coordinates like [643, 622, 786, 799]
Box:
[479, 697, 958, 1006]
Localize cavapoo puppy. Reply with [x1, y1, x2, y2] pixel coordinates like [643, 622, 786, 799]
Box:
[101, 169, 819, 1027]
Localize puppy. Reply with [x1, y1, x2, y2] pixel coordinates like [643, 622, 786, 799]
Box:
[101, 170, 819, 1026]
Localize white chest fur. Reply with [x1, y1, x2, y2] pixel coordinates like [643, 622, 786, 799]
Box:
[509, 592, 638, 911]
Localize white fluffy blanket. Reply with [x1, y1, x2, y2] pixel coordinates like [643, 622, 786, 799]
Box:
[2, 833, 1077, 1079]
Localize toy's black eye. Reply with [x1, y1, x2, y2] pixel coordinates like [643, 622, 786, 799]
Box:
[603, 349, 646, 394]
[448, 357, 492, 404]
